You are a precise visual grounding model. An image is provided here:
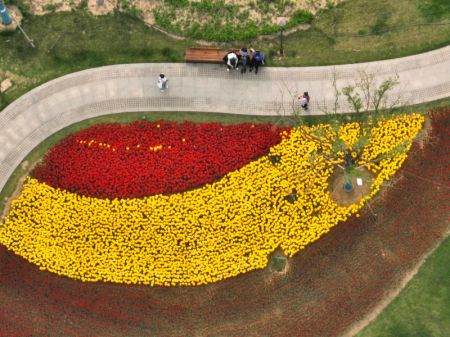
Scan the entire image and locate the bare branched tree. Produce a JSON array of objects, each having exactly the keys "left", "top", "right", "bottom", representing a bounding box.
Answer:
[{"left": 273, "top": 70, "right": 407, "bottom": 193}]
